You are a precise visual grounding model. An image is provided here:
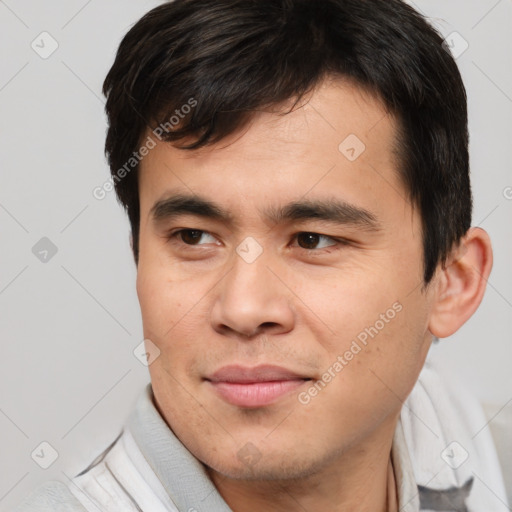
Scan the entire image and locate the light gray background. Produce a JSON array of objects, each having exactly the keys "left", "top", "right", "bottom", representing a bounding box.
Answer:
[{"left": 0, "top": 0, "right": 511, "bottom": 510}]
